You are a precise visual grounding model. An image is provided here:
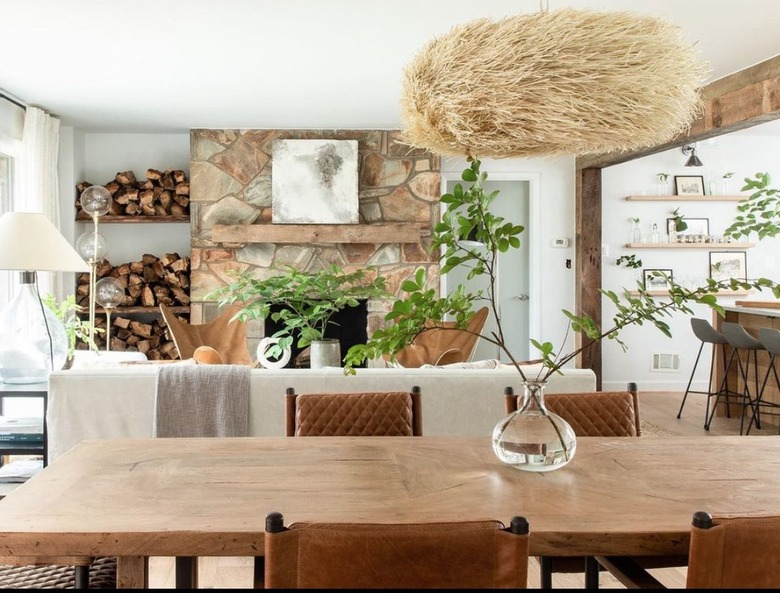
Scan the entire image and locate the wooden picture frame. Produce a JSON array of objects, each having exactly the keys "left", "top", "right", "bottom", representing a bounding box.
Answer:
[
  {"left": 674, "top": 175, "right": 705, "bottom": 196},
  {"left": 642, "top": 268, "right": 673, "bottom": 291},
  {"left": 709, "top": 251, "right": 747, "bottom": 282}
]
